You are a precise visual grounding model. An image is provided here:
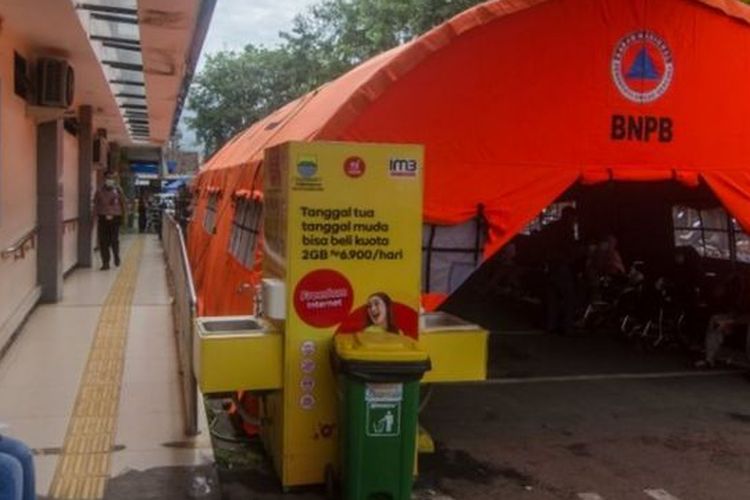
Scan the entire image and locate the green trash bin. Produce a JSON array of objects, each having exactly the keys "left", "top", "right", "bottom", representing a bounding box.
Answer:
[{"left": 332, "top": 331, "right": 431, "bottom": 500}]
